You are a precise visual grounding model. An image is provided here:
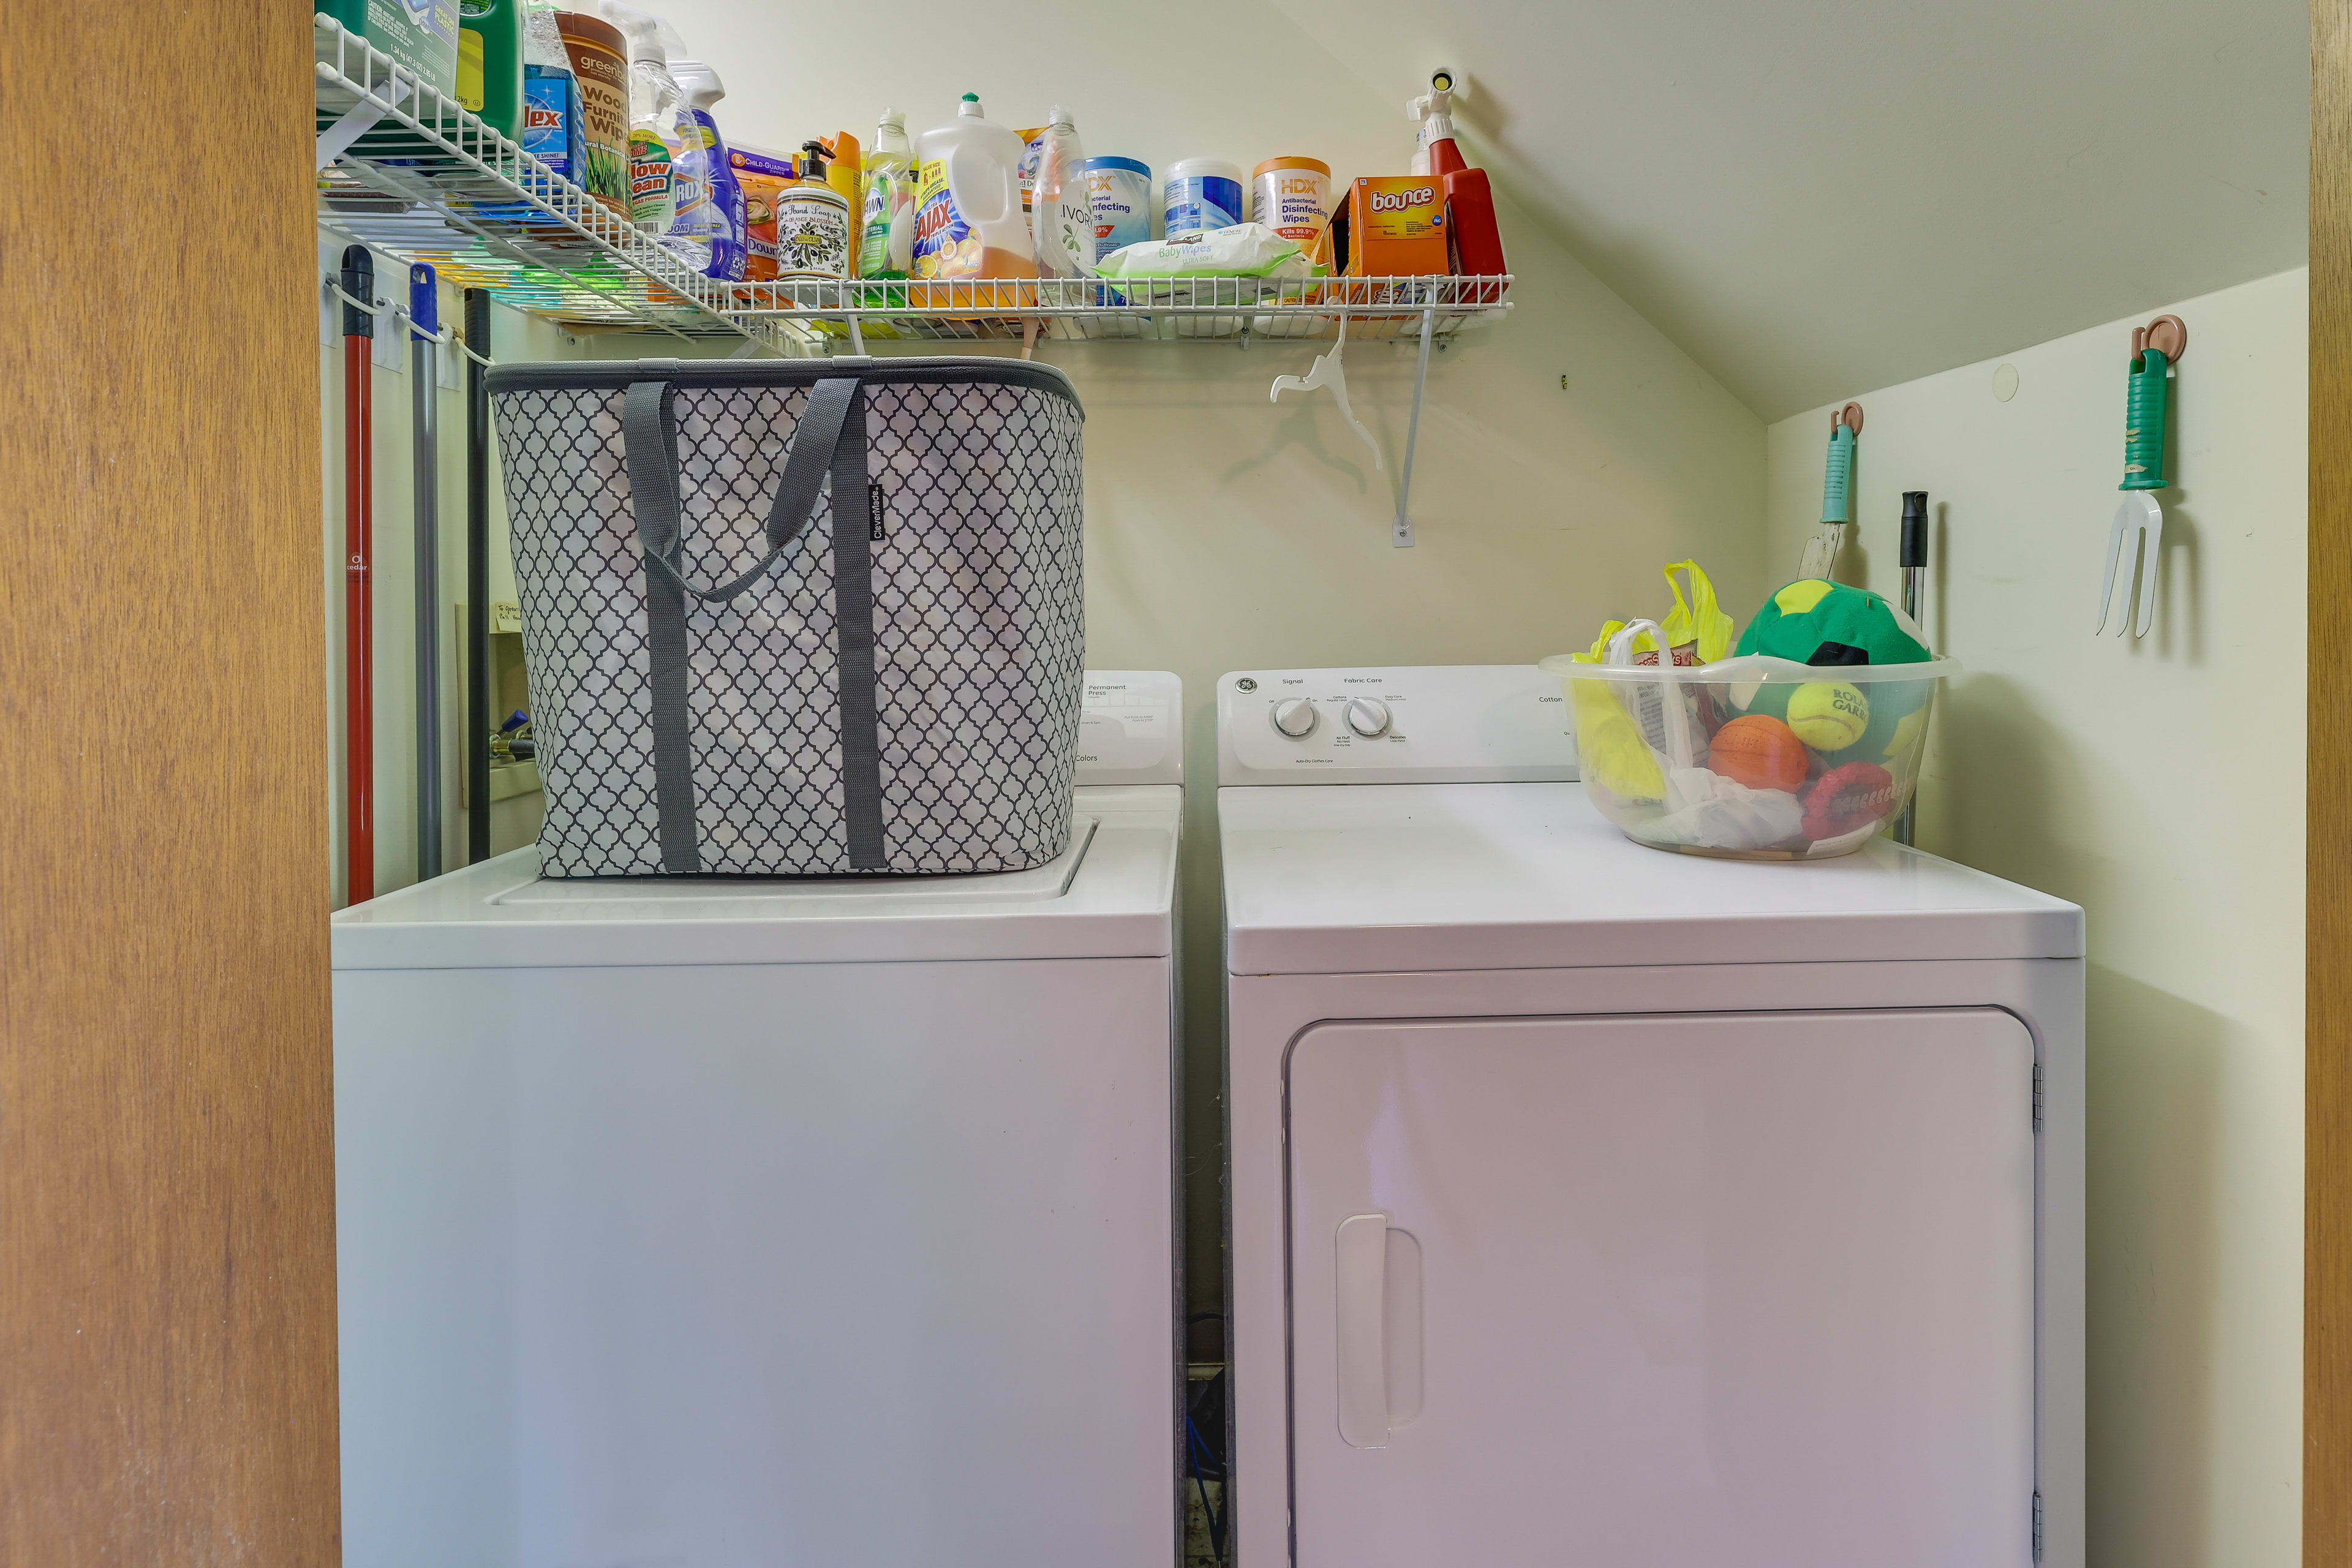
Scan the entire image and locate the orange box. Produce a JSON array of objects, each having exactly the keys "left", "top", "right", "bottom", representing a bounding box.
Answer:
[{"left": 1344, "top": 176, "right": 1449, "bottom": 277}]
